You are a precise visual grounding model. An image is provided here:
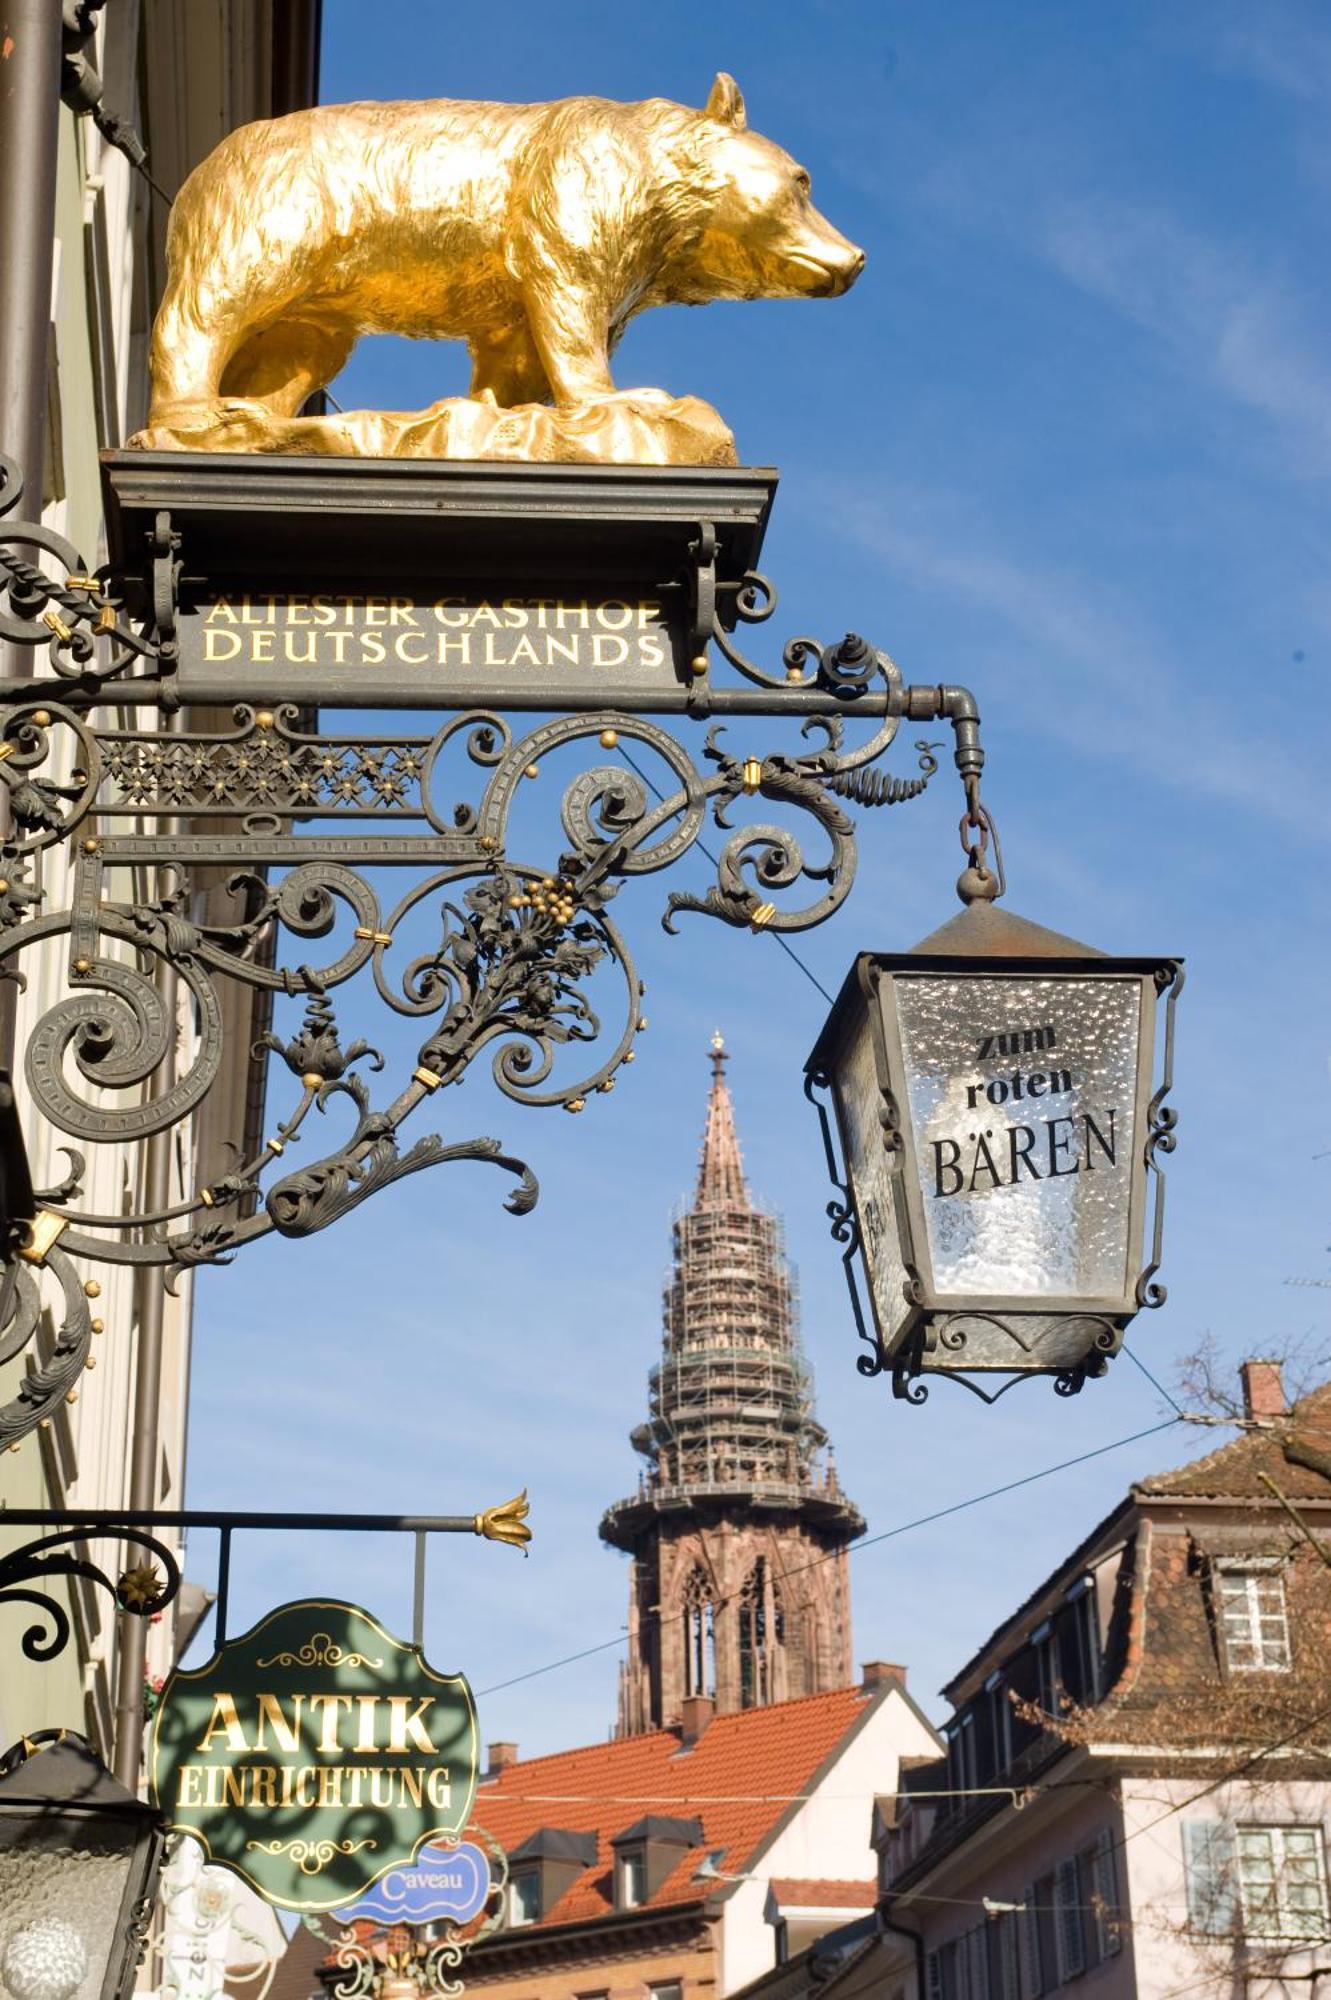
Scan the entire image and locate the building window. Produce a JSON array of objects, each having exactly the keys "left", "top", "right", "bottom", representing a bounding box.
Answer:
[
  {"left": 1031, "top": 1620, "right": 1062, "bottom": 1718},
  {"left": 738, "top": 1557, "right": 784, "bottom": 1709},
  {"left": 648, "top": 1984, "right": 683, "bottom": 2000},
  {"left": 982, "top": 1675, "right": 1012, "bottom": 1778},
  {"left": 508, "top": 1869, "right": 539, "bottom": 1926},
  {"left": 619, "top": 1847, "right": 647, "bottom": 1909},
  {"left": 1237, "top": 1826, "right": 1329, "bottom": 1940},
  {"left": 682, "top": 1565, "right": 716, "bottom": 1699},
  {"left": 1026, "top": 1831, "right": 1121, "bottom": 1989},
  {"left": 926, "top": 1914, "right": 1018, "bottom": 2000},
  {"left": 1060, "top": 1583, "right": 1100, "bottom": 1706},
  {"left": 1218, "top": 1564, "right": 1291, "bottom": 1672}
]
